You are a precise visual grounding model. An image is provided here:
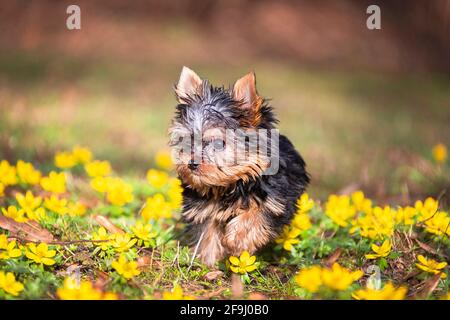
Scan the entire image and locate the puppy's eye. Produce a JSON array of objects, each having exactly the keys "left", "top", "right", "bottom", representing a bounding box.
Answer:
[{"left": 212, "top": 138, "right": 225, "bottom": 150}]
